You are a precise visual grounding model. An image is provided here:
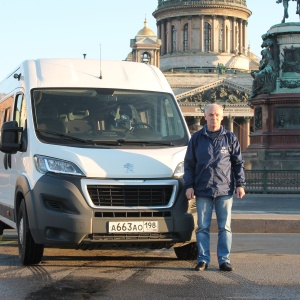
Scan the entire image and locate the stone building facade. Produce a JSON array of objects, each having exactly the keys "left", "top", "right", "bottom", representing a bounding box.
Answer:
[{"left": 128, "top": 0, "right": 259, "bottom": 151}]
